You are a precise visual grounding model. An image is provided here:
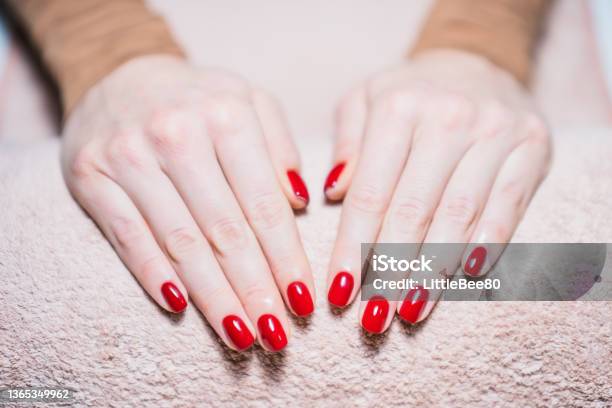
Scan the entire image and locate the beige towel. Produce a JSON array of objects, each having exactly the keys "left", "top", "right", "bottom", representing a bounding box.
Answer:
[{"left": 1, "top": 1, "right": 610, "bottom": 406}]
